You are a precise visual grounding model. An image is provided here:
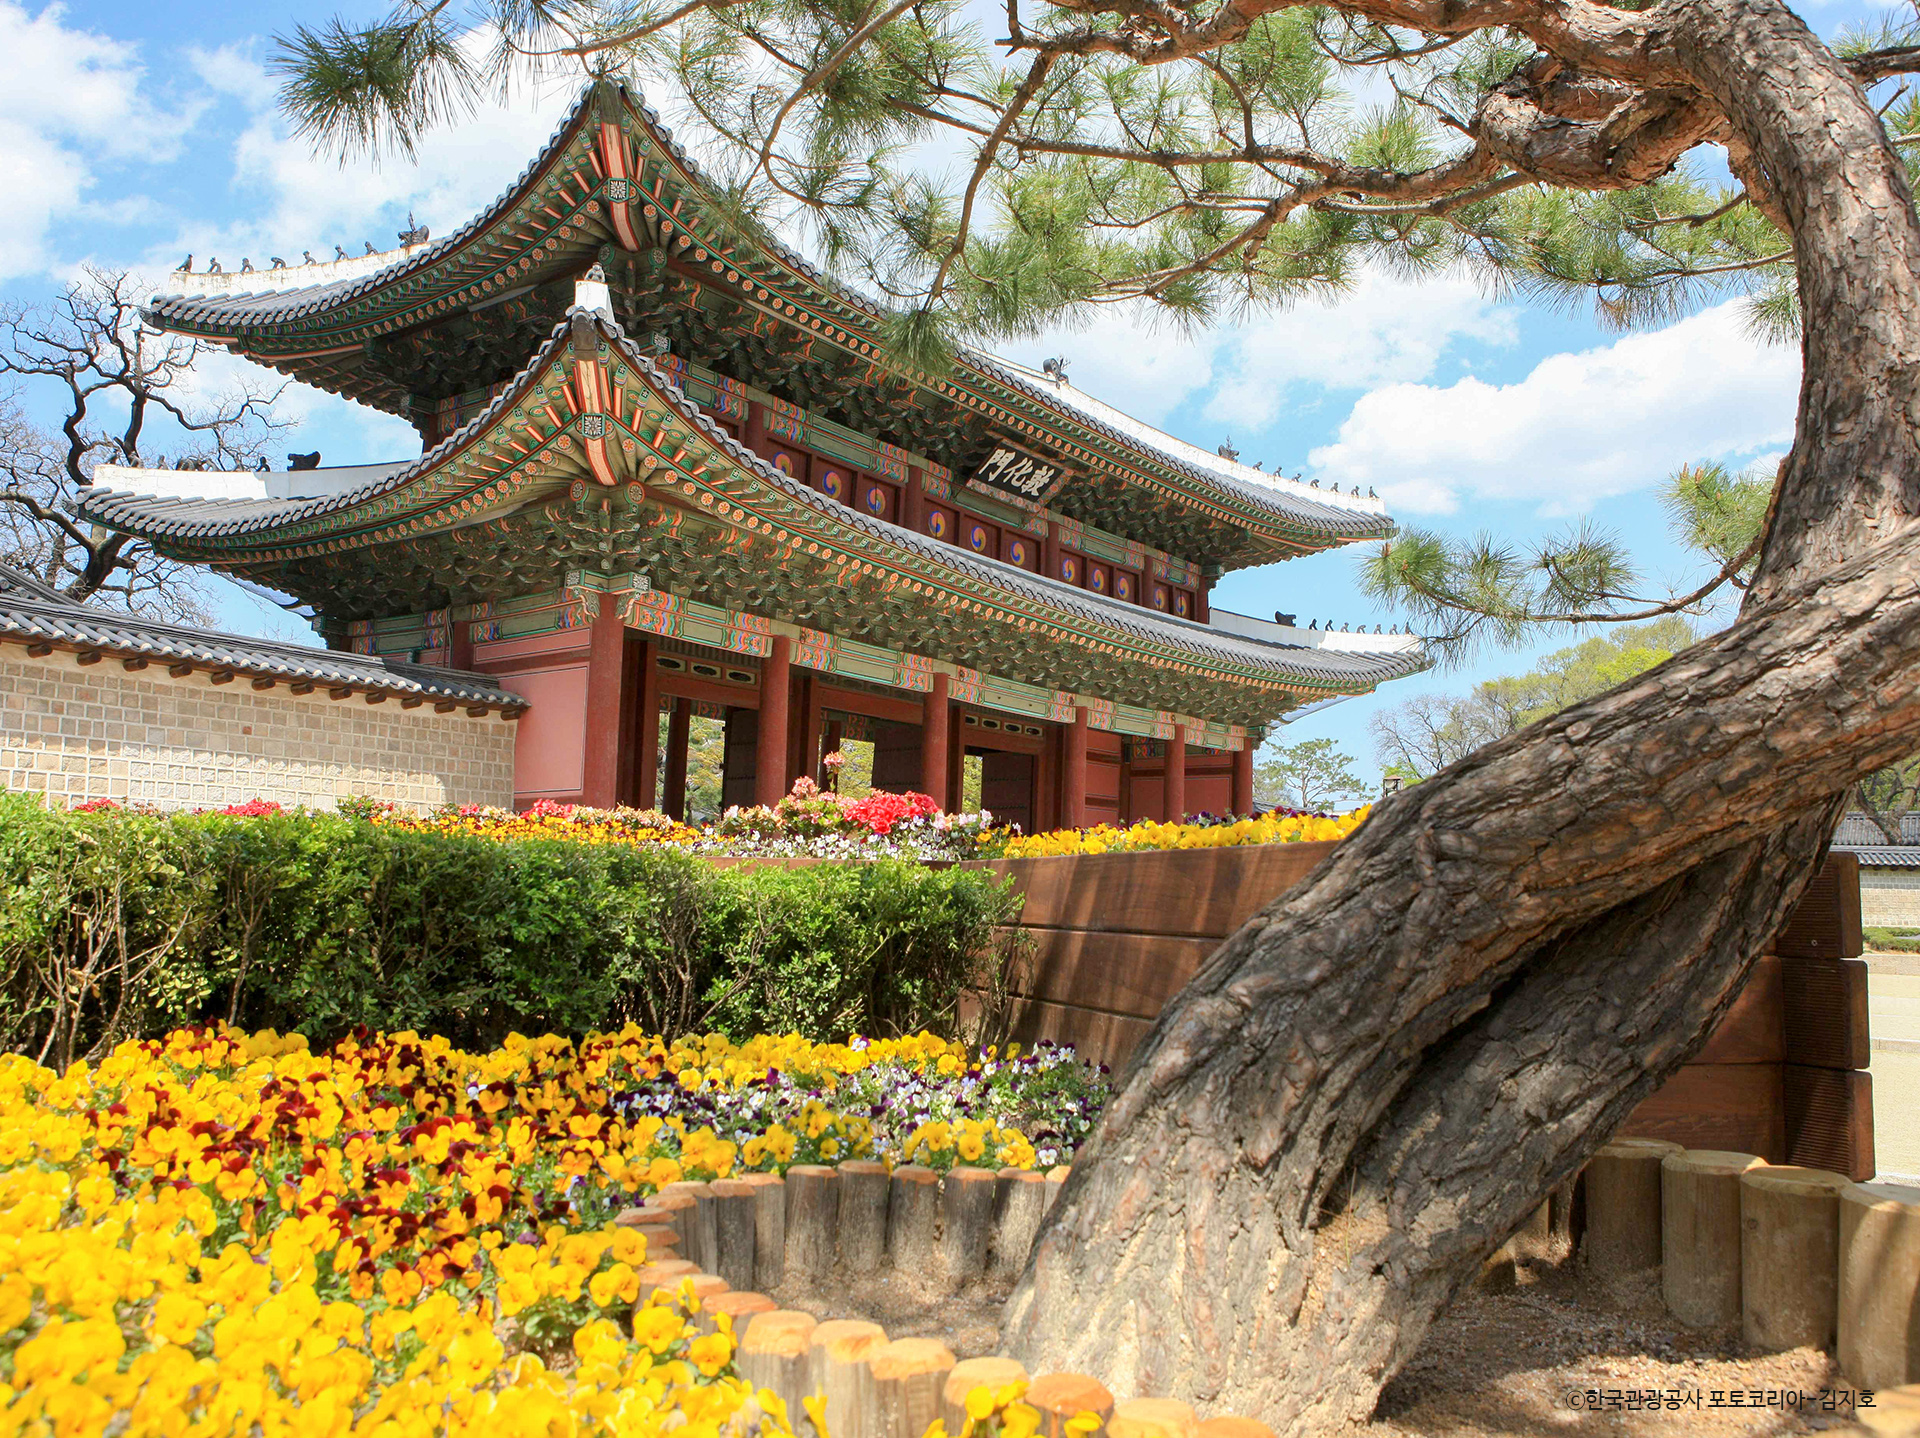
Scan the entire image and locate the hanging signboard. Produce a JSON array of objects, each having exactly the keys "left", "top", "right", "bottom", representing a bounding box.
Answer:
[{"left": 966, "top": 444, "right": 1068, "bottom": 504}]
